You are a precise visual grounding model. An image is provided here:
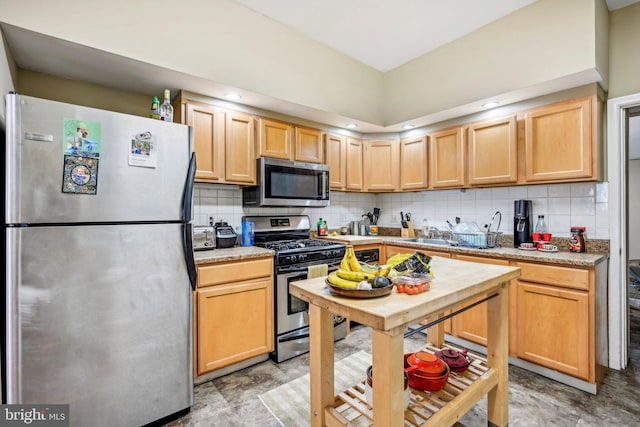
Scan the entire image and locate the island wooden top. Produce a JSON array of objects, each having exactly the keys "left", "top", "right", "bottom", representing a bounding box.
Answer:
[{"left": 290, "top": 255, "right": 521, "bottom": 332}]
